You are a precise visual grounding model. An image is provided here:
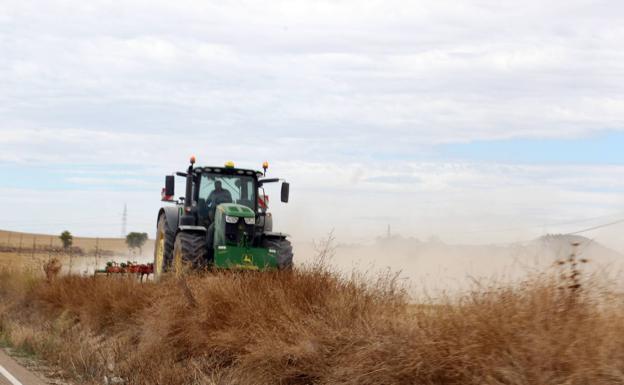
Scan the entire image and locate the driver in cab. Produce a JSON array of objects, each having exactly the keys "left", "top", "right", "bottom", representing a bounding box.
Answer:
[{"left": 207, "top": 180, "right": 232, "bottom": 208}]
